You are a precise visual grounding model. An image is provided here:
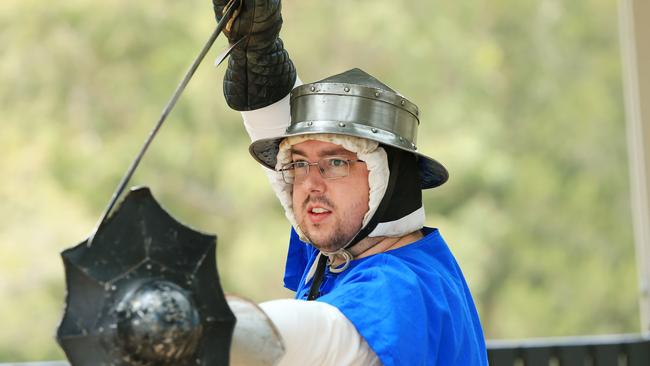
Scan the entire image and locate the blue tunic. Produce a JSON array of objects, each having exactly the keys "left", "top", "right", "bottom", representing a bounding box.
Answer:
[{"left": 283, "top": 227, "right": 488, "bottom": 365}]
